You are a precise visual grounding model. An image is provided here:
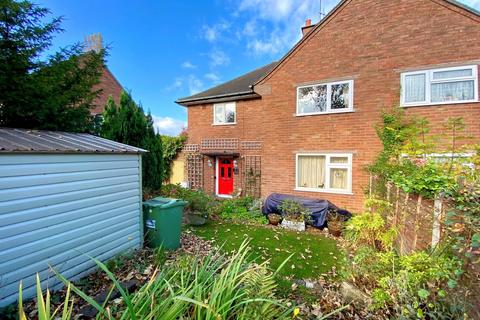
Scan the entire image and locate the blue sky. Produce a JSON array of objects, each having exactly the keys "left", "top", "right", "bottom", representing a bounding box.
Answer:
[{"left": 40, "top": 0, "right": 480, "bottom": 135}]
